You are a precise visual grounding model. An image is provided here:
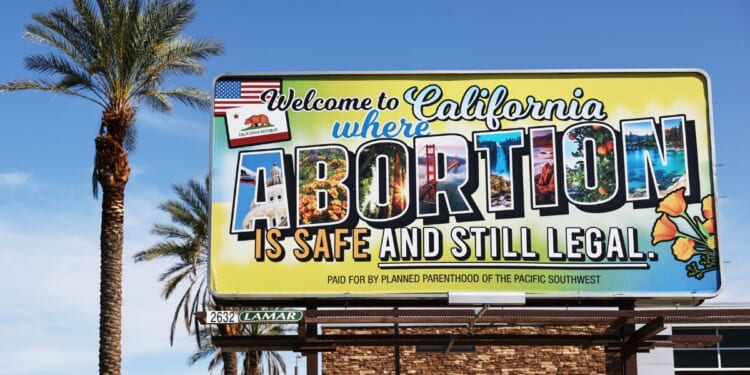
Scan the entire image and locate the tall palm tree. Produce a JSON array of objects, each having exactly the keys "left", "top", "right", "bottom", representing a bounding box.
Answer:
[
  {"left": 135, "top": 176, "right": 290, "bottom": 375},
  {"left": 0, "top": 1, "right": 223, "bottom": 373}
]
